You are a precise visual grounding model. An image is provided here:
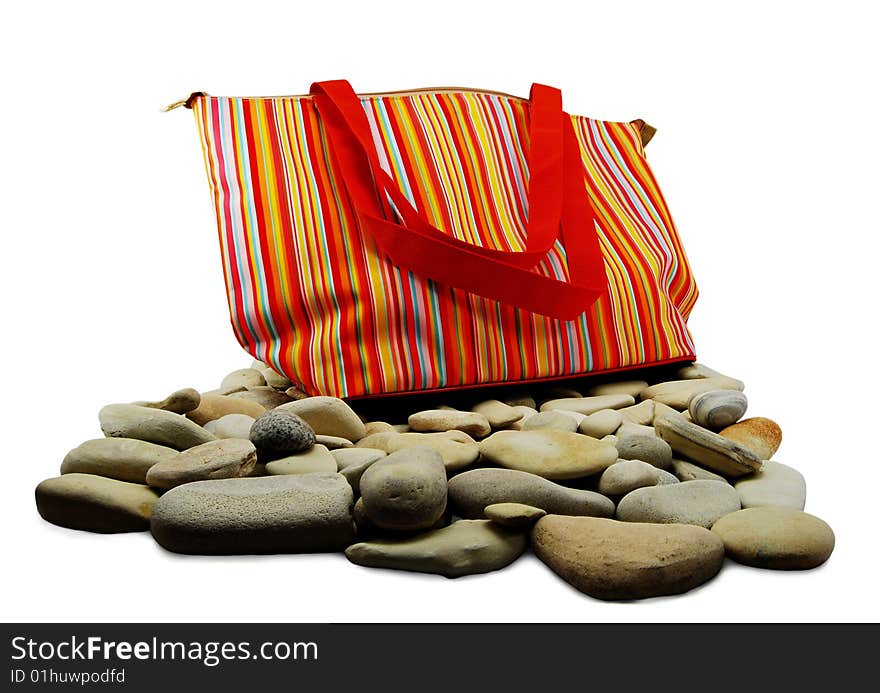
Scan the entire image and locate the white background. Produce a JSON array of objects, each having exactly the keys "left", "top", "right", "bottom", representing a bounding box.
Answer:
[{"left": 1, "top": 0, "right": 877, "bottom": 623}]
